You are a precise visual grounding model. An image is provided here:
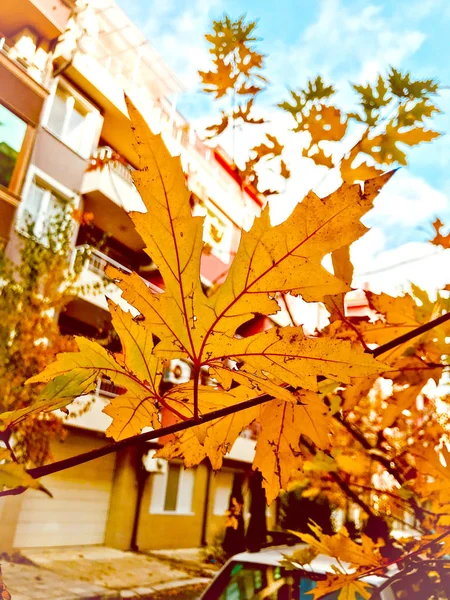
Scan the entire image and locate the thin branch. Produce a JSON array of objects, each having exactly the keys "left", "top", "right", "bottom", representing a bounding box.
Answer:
[
  {"left": 301, "top": 436, "right": 377, "bottom": 518},
  {"left": 1, "top": 310, "right": 449, "bottom": 497},
  {"left": 369, "top": 528, "right": 450, "bottom": 599},
  {"left": 0, "top": 431, "right": 19, "bottom": 464},
  {"left": 370, "top": 312, "right": 450, "bottom": 358},
  {"left": 334, "top": 413, "right": 405, "bottom": 485}
]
